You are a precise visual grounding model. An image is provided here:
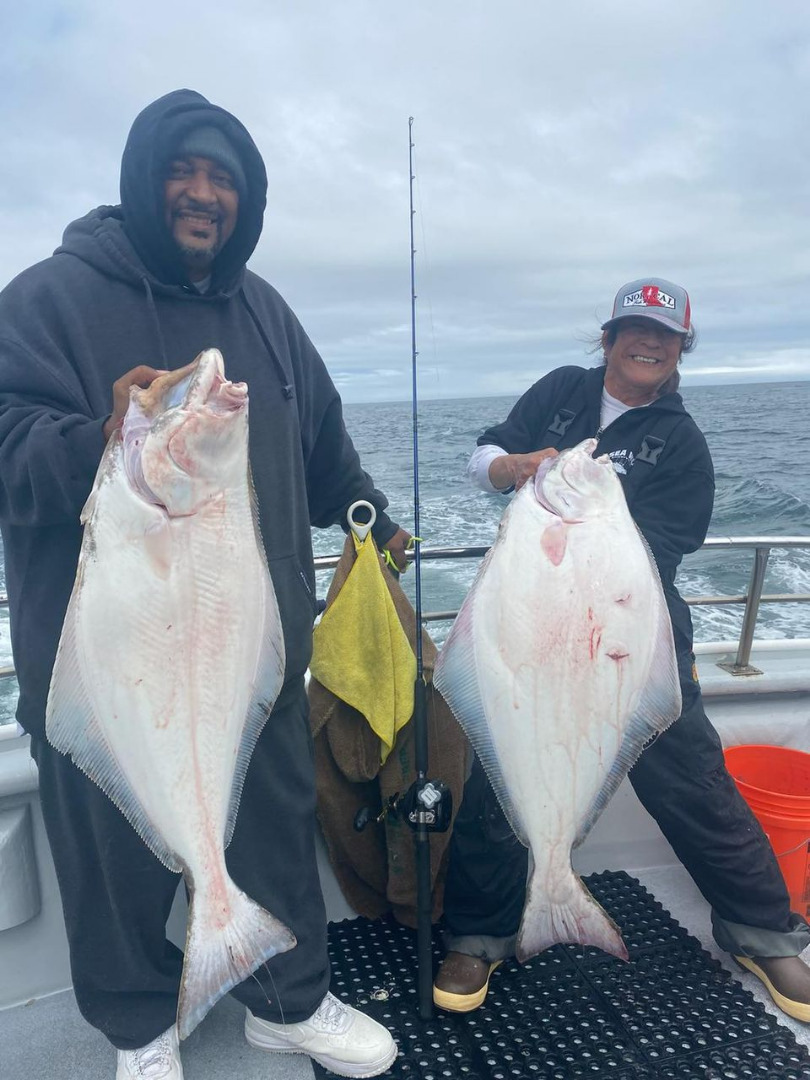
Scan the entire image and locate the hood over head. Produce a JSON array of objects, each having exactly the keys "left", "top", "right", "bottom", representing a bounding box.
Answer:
[{"left": 118, "top": 89, "right": 267, "bottom": 291}]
